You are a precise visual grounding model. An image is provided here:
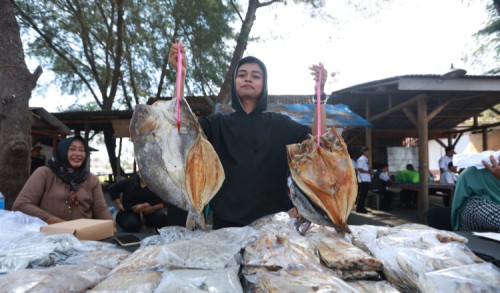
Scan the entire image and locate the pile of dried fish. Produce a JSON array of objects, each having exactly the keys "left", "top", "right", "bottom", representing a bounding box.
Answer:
[
  {"left": 89, "top": 271, "right": 162, "bottom": 293},
  {"left": 347, "top": 224, "right": 486, "bottom": 292},
  {"left": 316, "top": 237, "right": 383, "bottom": 280},
  {"left": 287, "top": 126, "right": 357, "bottom": 233},
  {"left": 0, "top": 264, "right": 109, "bottom": 292},
  {"left": 241, "top": 213, "right": 394, "bottom": 291},
  {"left": 130, "top": 99, "right": 225, "bottom": 230},
  {"left": 2, "top": 210, "right": 500, "bottom": 292},
  {"left": 416, "top": 262, "right": 500, "bottom": 292},
  {"left": 257, "top": 269, "right": 359, "bottom": 292}
]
